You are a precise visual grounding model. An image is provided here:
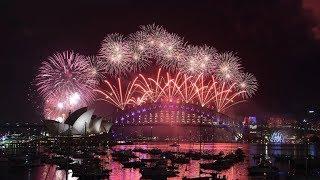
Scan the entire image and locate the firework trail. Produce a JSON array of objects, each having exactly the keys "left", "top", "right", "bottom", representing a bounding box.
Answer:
[
  {"left": 135, "top": 71, "right": 164, "bottom": 103},
  {"left": 95, "top": 77, "right": 139, "bottom": 110},
  {"left": 96, "top": 68, "right": 256, "bottom": 112}
]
